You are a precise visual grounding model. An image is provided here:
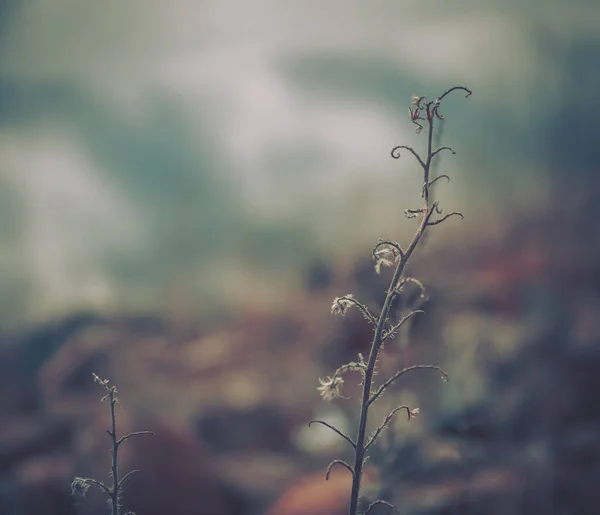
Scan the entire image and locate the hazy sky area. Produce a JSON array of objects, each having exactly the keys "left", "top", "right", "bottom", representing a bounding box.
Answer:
[{"left": 0, "top": 0, "right": 597, "bottom": 328}]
